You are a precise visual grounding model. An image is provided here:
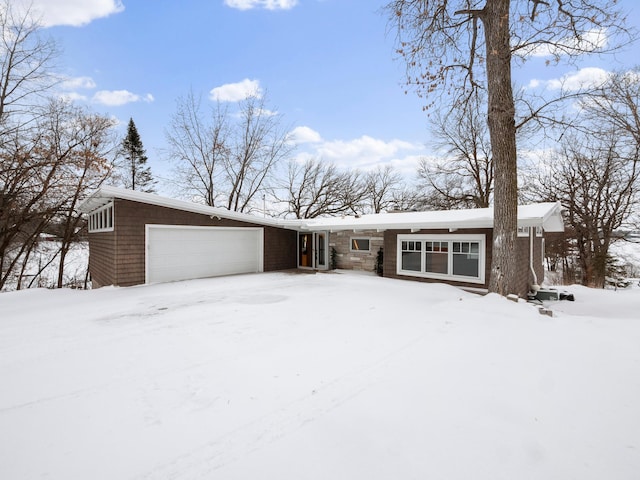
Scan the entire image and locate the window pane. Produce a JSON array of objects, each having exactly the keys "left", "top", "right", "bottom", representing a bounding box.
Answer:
[
  {"left": 453, "top": 253, "right": 479, "bottom": 277},
  {"left": 351, "top": 238, "right": 370, "bottom": 251},
  {"left": 425, "top": 252, "right": 448, "bottom": 274},
  {"left": 402, "top": 252, "right": 421, "bottom": 271},
  {"left": 453, "top": 242, "right": 460, "bottom": 252}
]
